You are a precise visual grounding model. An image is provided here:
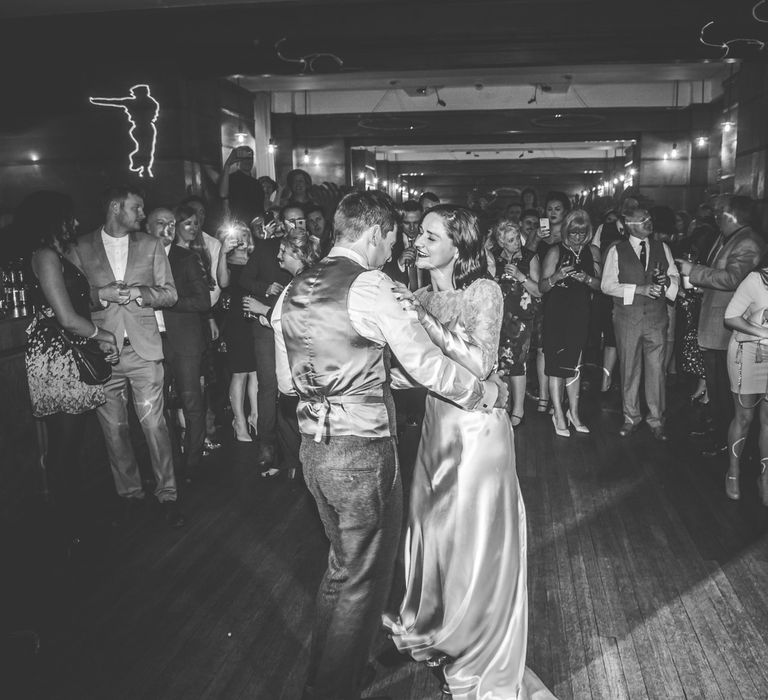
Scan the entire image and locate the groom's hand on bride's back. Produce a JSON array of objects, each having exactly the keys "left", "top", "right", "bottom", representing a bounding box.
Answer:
[{"left": 485, "top": 373, "right": 509, "bottom": 410}]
